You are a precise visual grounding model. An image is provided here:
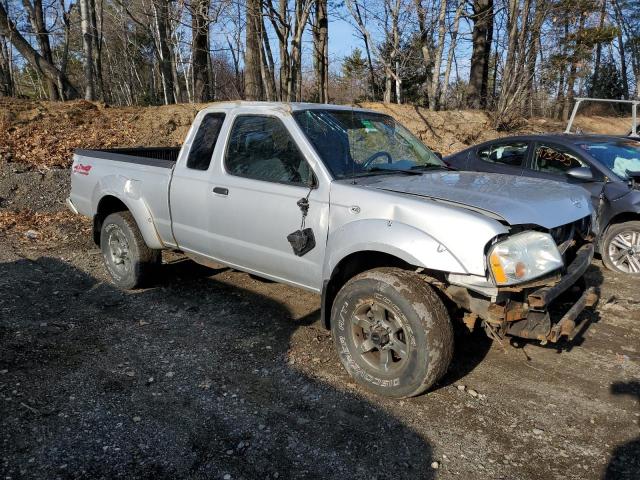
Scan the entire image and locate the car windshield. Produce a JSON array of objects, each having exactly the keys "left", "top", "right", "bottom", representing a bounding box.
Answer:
[
  {"left": 578, "top": 140, "right": 640, "bottom": 180},
  {"left": 293, "top": 109, "right": 444, "bottom": 179}
]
